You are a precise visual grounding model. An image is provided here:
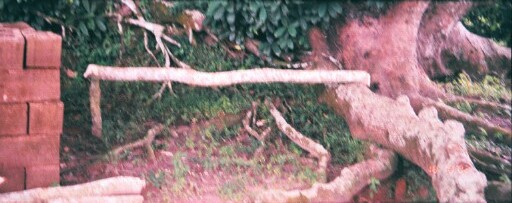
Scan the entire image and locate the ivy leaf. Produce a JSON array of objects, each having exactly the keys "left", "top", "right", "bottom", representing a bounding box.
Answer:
[
  {"left": 331, "top": 3, "right": 343, "bottom": 14},
  {"left": 227, "top": 13, "right": 235, "bottom": 25},
  {"left": 78, "top": 22, "right": 89, "bottom": 36},
  {"left": 259, "top": 7, "right": 267, "bottom": 22},
  {"left": 274, "top": 27, "right": 286, "bottom": 38},
  {"left": 214, "top": 7, "right": 225, "bottom": 20},
  {"left": 207, "top": 2, "right": 222, "bottom": 17},
  {"left": 96, "top": 18, "right": 106, "bottom": 32},
  {"left": 288, "top": 26, "right": 297, "bottom": 37},
  {"left": 318, "top": 3, "right": 327, "bottom": 18}
]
